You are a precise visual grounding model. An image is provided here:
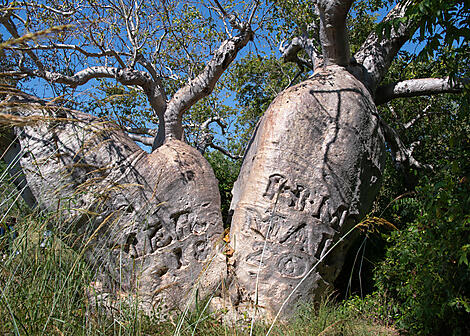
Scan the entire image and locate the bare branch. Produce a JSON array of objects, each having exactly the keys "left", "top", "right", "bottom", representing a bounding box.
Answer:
[
  {"left": 279, "top": 37, "right": 318, "bottom": 70},
  {"left": 403, "top": 102, "right": 432, "bottom": 129},
  {"left": 248, "top": 0, "right": 260, "bottom": 25},
  {"left": 209, "top": 143, "right": 242, "bottom": 160},
  {"left": 127, "top": 133, "right": 154, "bottom": 146},
  {"left": 0, "top": 16, "right": 45, "bottom": 72},
  {"left": 187, "top": 116, "right": 228, "bottom": 154},
  {"left": 213, "top": 0, "right": 243, "bottom": 30},
  {"left": 375, "top": 77, "right": 469, "bottom": 105},
  {"left": 5, "top": 43, "right": 131, "bottom": 59},
  {"left": 26, "top": 2, "right": 76, "bottom": 16},
  {"left": 316, "top": 0, "right": 354, "bottom": 66},
  {"left": 162, "top": 28, "right": 253, "bottom": 142},
  {"left": 353, "top": 1, "right": 415, "bottom": 91},
  {"left": 201, "top": 116, "right": 227, "bottom": 133},
  {"left": 15, "top": 65, "right": 166, "bottom": 132},
  {"left": 126, "top": 127, "right": 157, "bottom": 137},
  {"left": 380, "top": 118, "right": 432, "bottom": 171},
  {"left": 20, "top": 66, "right": 146, "bottom": 87}
]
